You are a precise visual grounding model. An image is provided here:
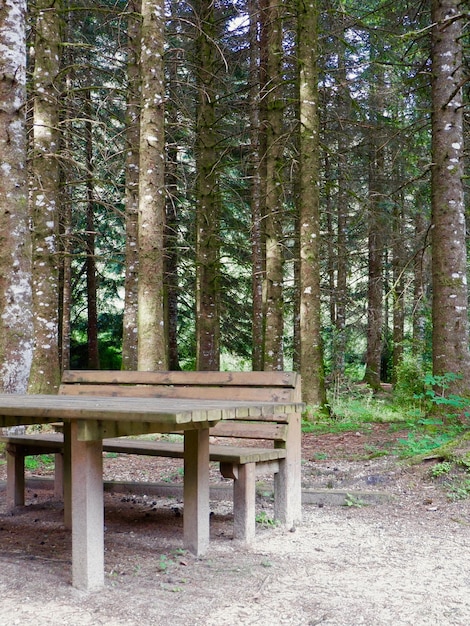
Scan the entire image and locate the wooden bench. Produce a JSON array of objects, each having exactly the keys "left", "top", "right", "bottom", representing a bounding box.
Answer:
[{"left": 0, "top": 370, "right": 302, "bottom": 542}]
